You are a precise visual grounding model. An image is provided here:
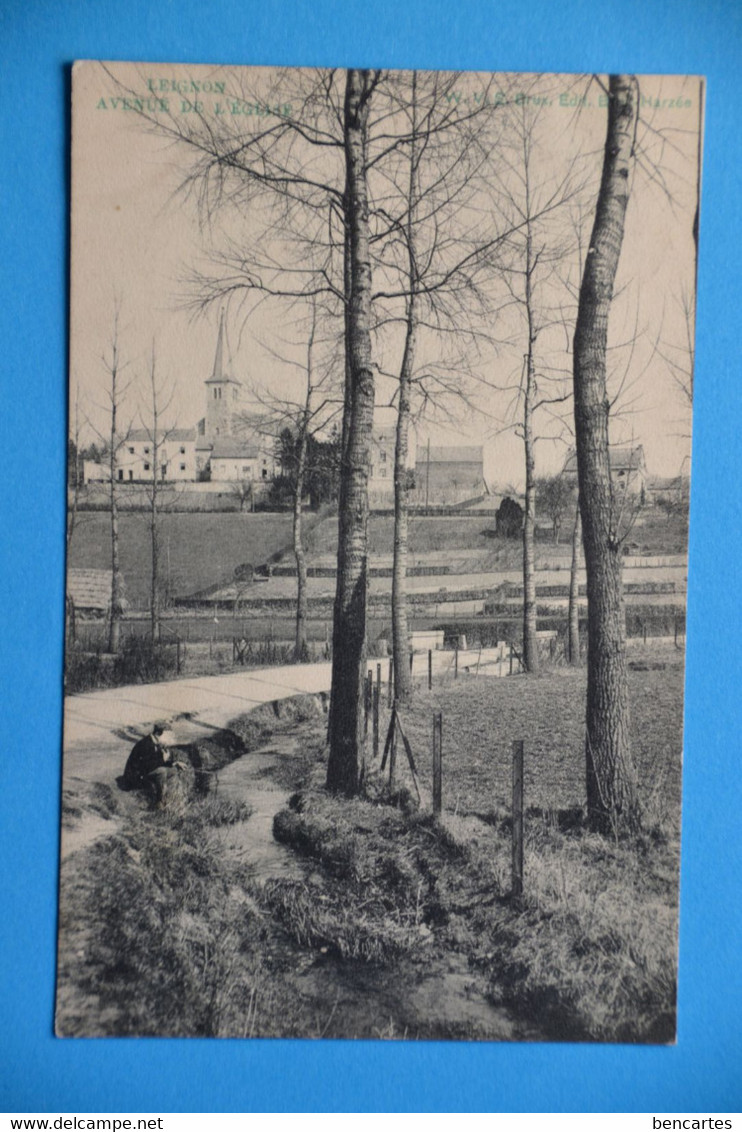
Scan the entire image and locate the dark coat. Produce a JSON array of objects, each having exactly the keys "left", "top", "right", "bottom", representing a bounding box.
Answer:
[{"left": 122, "top": 733, "right": 168, "bottom": 789}]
